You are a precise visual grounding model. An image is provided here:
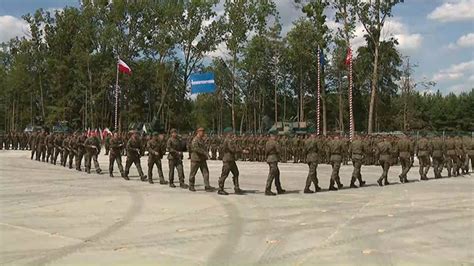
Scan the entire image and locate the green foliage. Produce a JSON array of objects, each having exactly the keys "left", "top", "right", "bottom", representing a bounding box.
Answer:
[{"left": 0, "top": 0, "right": 472, "bottom": 134}]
